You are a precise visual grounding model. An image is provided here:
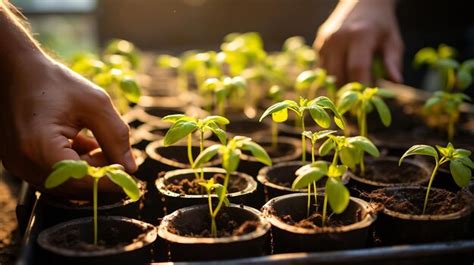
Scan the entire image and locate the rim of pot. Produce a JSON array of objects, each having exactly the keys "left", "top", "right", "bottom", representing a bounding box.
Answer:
[
  {"left": 156, "top": 167, "right": 257, "bottom": 198},
  {"left": 38, "top": 216, "right": 157, "bottom": 257},
  {"left": 122, "top": 106, "right": 162, "bottom": 125},
  {"left": 43, "top": 180, "right": 146, "bottom": 211},
  {"left": 345, "top": 156, "right": 431, "bottom": 187},
  {"left": 257, "top": 161, "right": 350, "bottom": 193},
  {"left": 240, "top": 136, "right": 301, "bottom": 163},
  {"left": 145, "top": 139, "right": 221, "bottom": 169},
  {"left": 262, "top": 193, "right": 377, "bottom": 234},
  {"left": 375, "top": 186, "right": 474, "bottom": 221},
  {"left": 132, "top": 148, "right": 146, "bottom": 168},
  {"left": 158, "top": 204, "right": 270, "bottom": 244}
]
